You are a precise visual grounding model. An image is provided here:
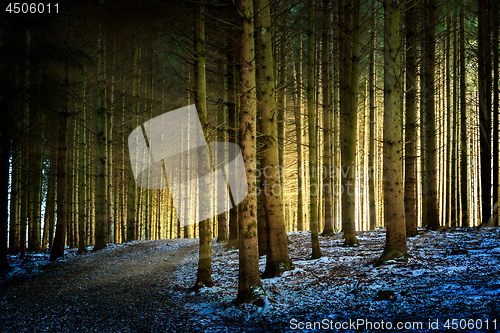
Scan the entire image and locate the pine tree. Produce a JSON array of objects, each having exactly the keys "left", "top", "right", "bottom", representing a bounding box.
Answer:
[
  {"left": 255, "top": 0, "right": 293, "bottom": 278},
  {"left": 404, "top": 0, "right": 418, "bottom": 237},
  {"left": 235, "top": 0, "right": 265, "bottom": 304},
  {"left": 193, "top": 2, "right": 213, "bottom": 289},
  {"left": 377, "top": 0, "right": 407, "bottom": 265}
]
